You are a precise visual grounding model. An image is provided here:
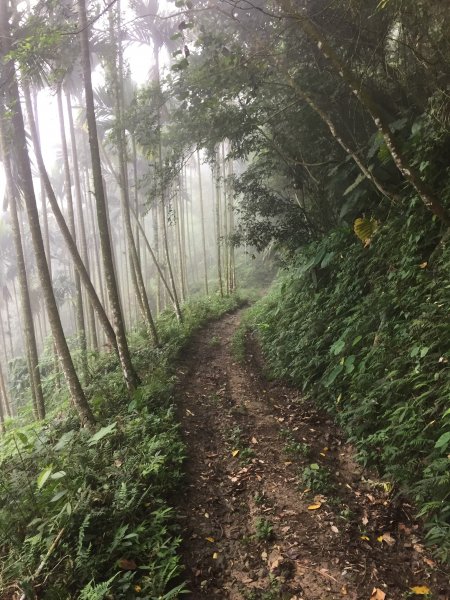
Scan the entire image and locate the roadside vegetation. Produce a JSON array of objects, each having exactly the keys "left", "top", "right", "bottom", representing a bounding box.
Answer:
[
  {"left": 0, "top": 294, "right": 243, "bottom": 599},
  {"left": 242, "top": 213, "right": 450, "bottom": 560}
]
